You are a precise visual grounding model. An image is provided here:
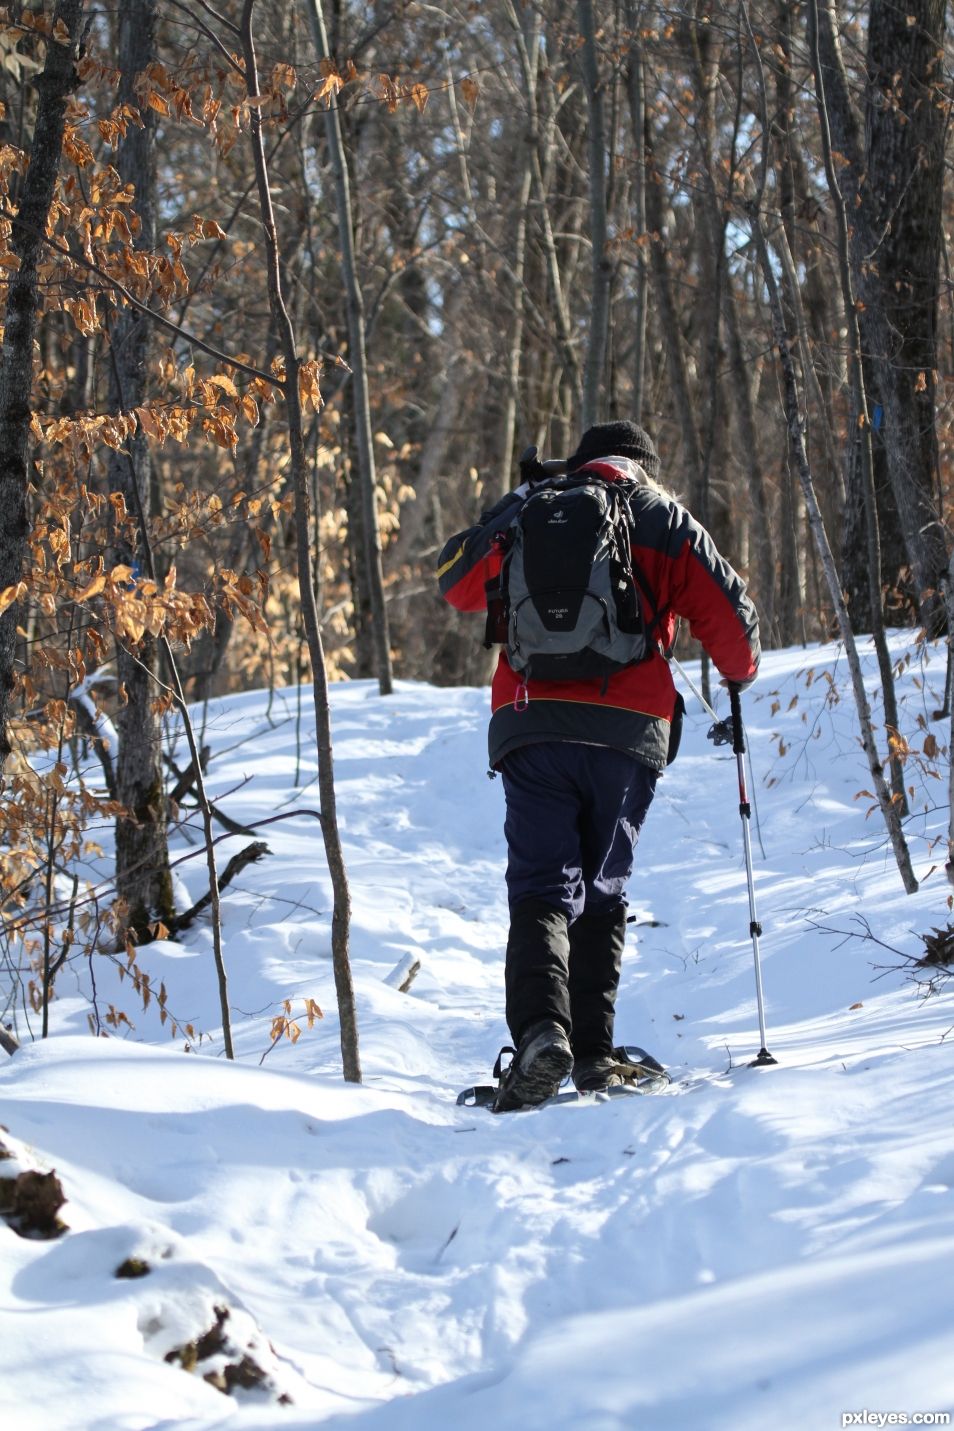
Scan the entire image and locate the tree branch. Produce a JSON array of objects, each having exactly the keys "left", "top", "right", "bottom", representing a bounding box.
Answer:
[
  {"left": 167, "top": 839, "right": 270, "bottom": 933},
  {"left": 0, "top": 202, "right": 281, "bottom": 389}
]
